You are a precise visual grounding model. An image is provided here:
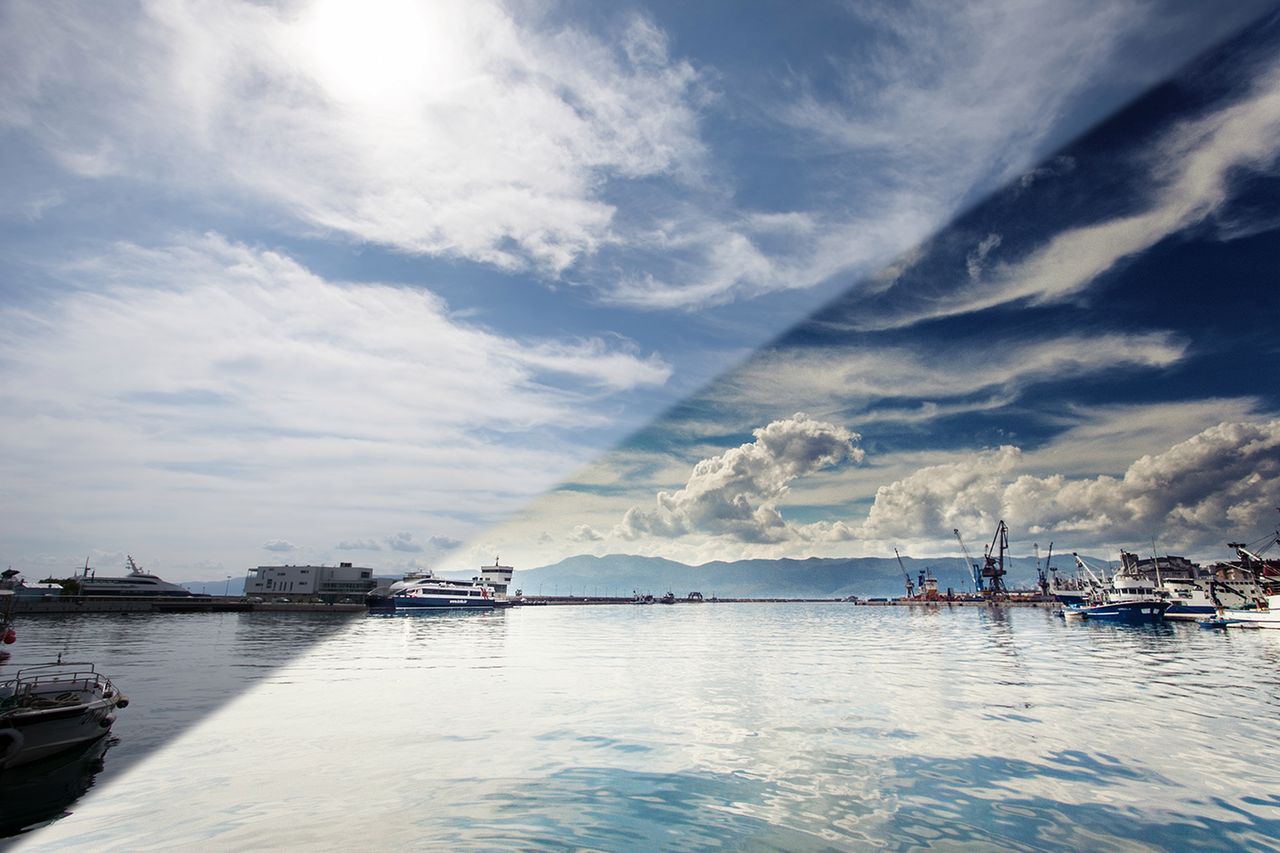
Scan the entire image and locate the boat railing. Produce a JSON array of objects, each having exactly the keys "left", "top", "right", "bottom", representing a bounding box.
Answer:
[{"left": 3, "top": 662, "right": 116, "bottom": 707}]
